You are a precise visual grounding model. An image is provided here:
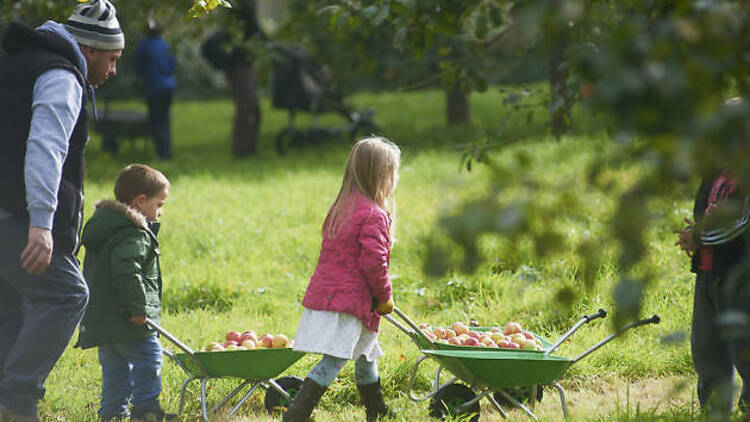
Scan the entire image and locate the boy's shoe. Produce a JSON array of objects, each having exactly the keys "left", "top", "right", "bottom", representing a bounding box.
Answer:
[
  {"left": 0, "top": 403, "right": 39, "bottom": 422},
  {"left": 130, "top": 407, "right": 177, "bottom": 422}
]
